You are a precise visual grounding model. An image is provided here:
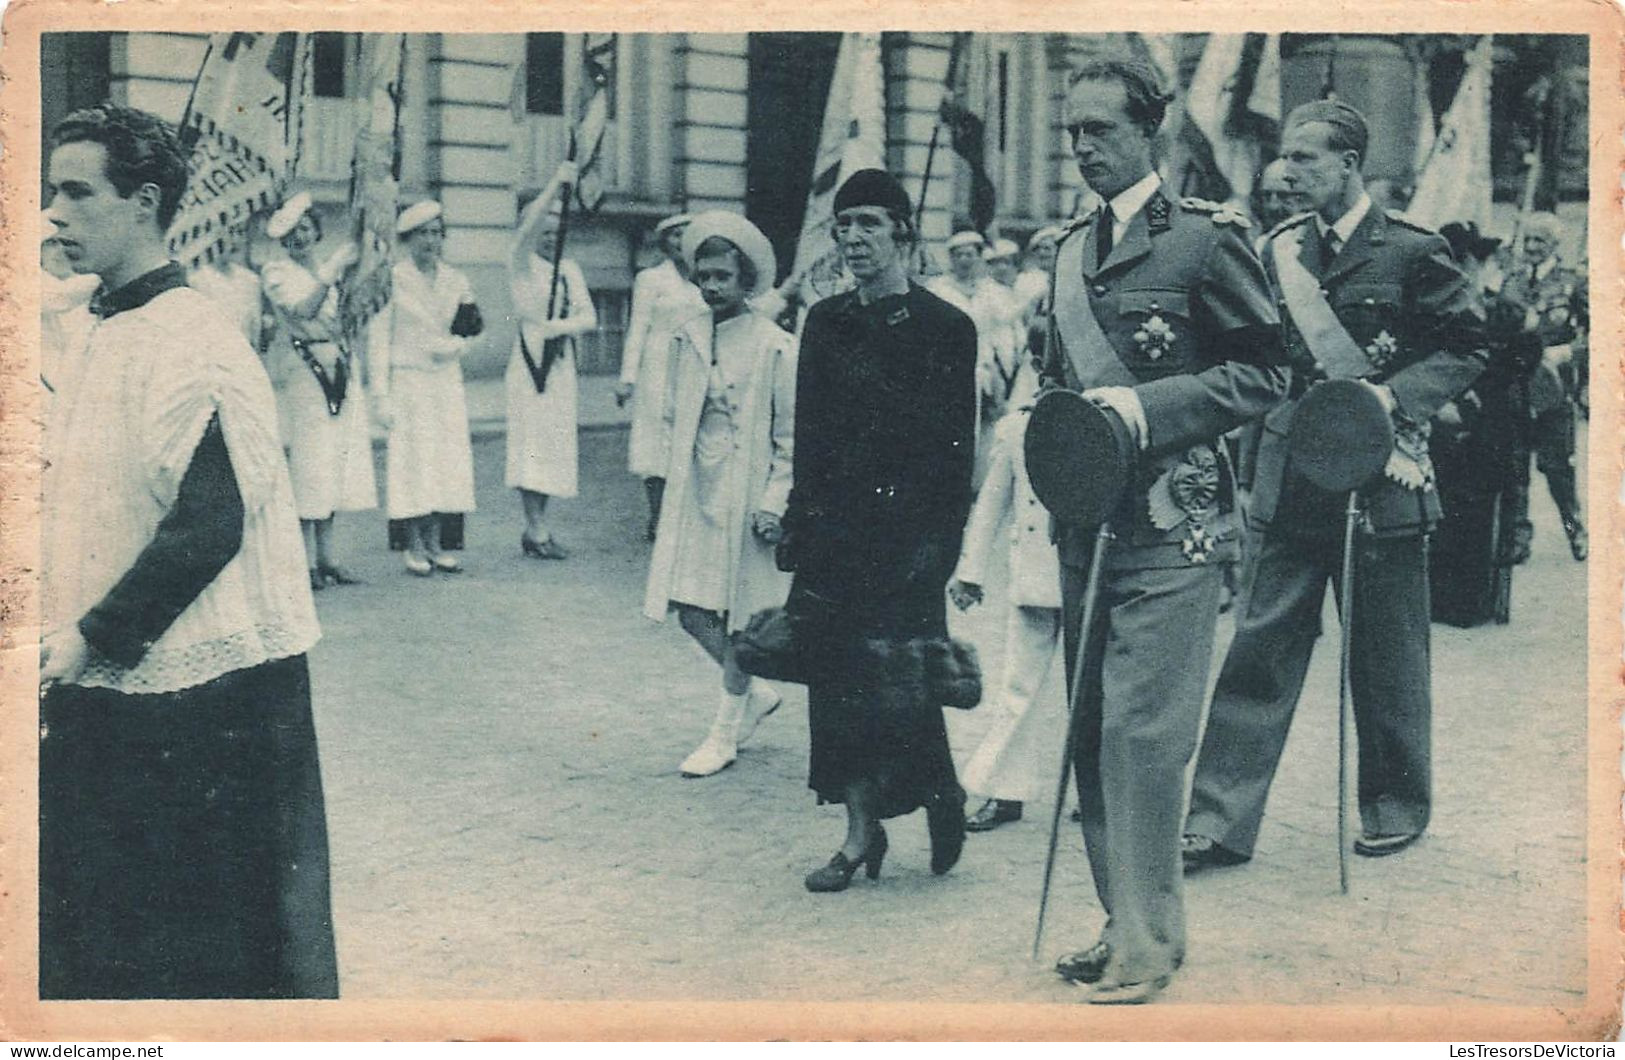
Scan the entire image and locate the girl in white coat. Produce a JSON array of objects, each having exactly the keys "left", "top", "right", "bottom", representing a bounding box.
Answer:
[
  {"left": 947, "top": 406, "right": 1065, "bottom": 830},
  {"left": 507, "top": 162, "right": 597, "bottom": 559},
  {"left": 642, "top": 211, "right": 795, "bottom": 778},
  {"left": 368, "top": 201, "right": 478, "bottom": 576}
]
